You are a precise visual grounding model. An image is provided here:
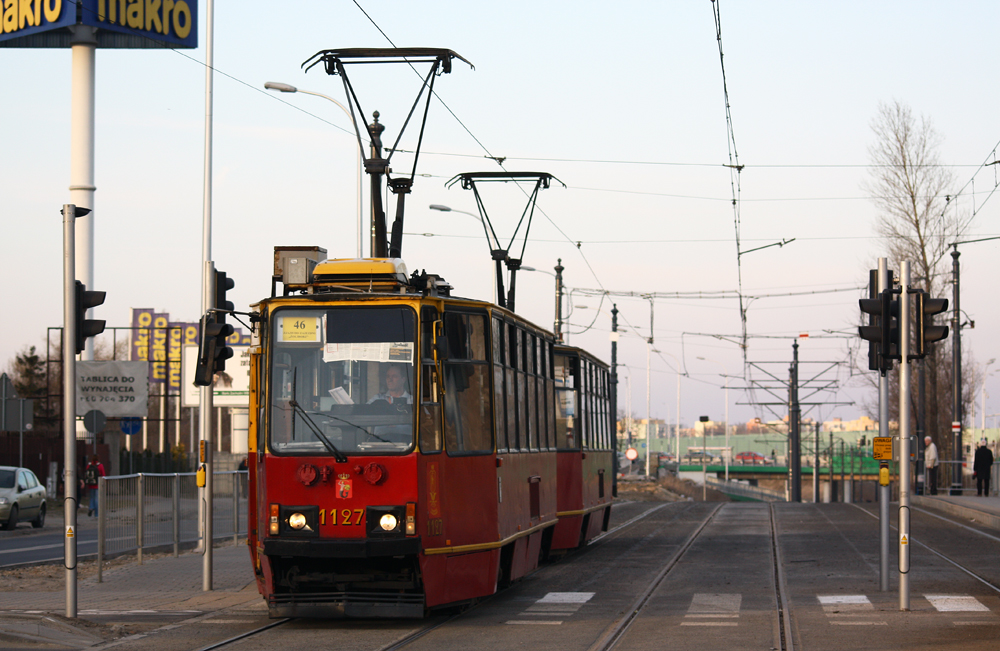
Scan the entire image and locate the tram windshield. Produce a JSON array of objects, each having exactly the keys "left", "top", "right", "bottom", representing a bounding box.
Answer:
[{"left": 269, "top": 307, "right": 417, "bottom": 456}]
